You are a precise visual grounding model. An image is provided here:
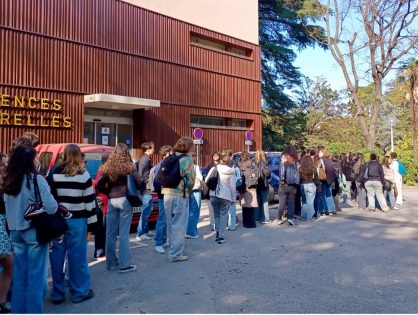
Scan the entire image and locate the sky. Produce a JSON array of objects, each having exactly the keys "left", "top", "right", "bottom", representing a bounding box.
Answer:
[{"left": 294, "top": 46, "right": 347, "bottom": 91}]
